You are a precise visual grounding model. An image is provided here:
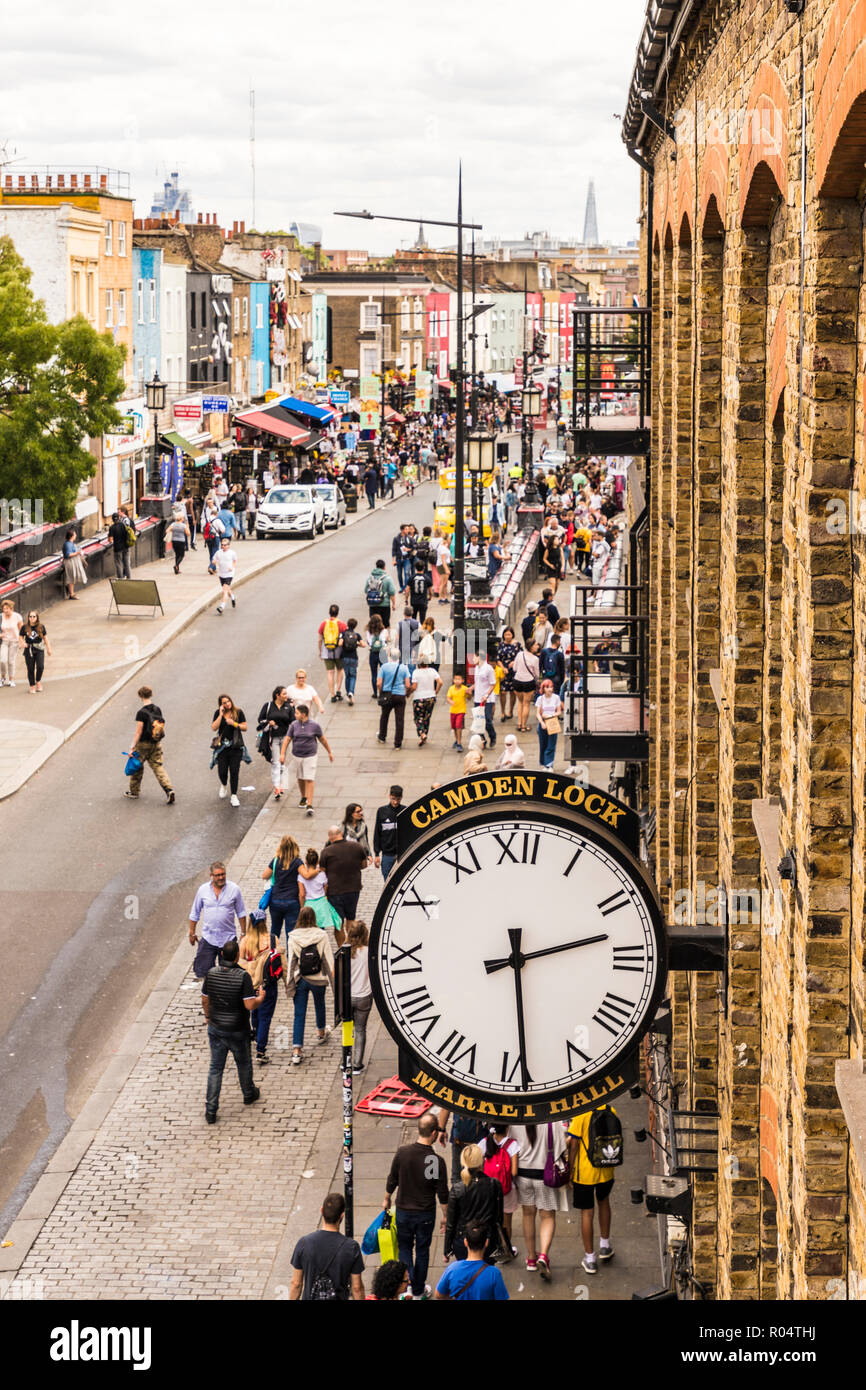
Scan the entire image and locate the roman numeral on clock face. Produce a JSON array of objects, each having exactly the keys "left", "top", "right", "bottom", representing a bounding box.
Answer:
[
  {"left": 400, "top": 885, "right": 439, "bottom": 917},
  {"left": 396, "top": 985, "right": 441, "bottom": 1041},
  {"left": 389, "top": 941, "right": 423, "bottom": 974},
  {"left": 439, "top": 841, "right": 481, "bottom": 883},
  {"left": 597, "top": 889, "right": 631, "bottom": 916},
  {"left": 593, "top": 992, "right": 635, "bottom": 1036},
  {"left": 566, "top": 1038, "right": 591, "bottom": 1069},
  {"left": 436, "top": 1030, "right": 477, "bottom": 1075},
  {"left": 493, "top": 831, "right": 540, "bottom": 865},
  {"left": 563, "top": 846, "right": 583, "bottom": 877},
  {"left": 612, "top": 944, "right": 646, "bottom": 972},
  {"left": 500, "top": 1051, "right": 532, "bottom": 1085}
]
